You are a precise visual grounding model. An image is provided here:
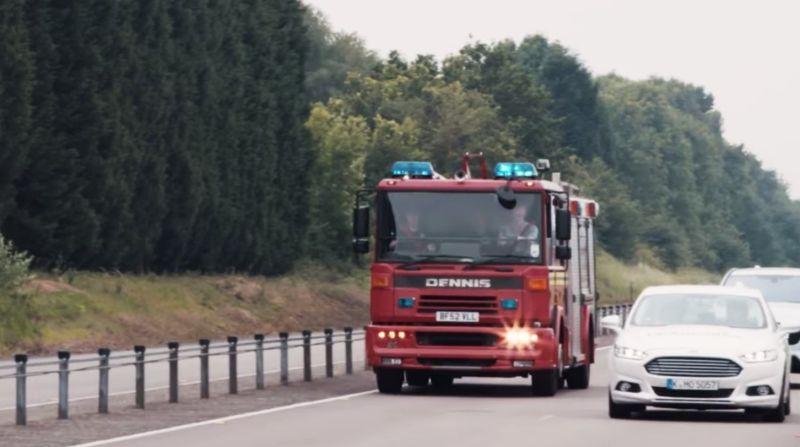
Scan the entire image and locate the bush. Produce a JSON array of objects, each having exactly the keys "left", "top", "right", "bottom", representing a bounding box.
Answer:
[{"left": 0, "top": 233, "right": 32, "bottom": 293}]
